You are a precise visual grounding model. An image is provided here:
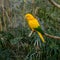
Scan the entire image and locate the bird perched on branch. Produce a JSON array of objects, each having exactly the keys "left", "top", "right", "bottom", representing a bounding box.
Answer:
[{"left": 25, "top": 13, "right": 46, "bottom": 43}]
